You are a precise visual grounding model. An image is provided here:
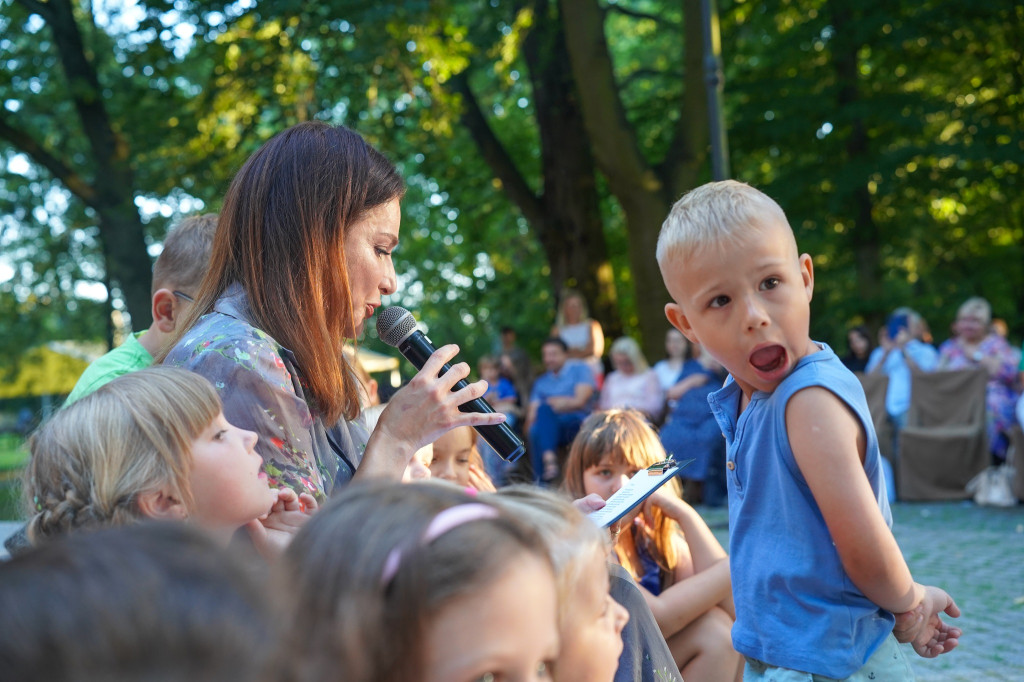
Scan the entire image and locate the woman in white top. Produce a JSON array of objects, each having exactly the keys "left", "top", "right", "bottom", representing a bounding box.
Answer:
[
  {"left": 552, "top": 289, "right": 605, "bottom": 385},
  {"left": 653, "top": 328, "right": 688, "bottom": 394}
]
